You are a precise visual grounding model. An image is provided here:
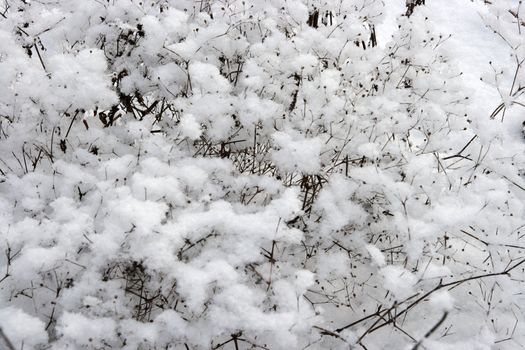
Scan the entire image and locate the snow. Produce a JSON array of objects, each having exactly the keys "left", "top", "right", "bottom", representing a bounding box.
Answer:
[
  {"left": 48, "top": 49, "right": 118, "bottom": 110},
  {"left": 56, "top": 312, "right": 118, "bottom": 348},
  {"left": 272, "top": 132, "right": 323, "bottom": 174},
  {"left": 179, "top": 113, "right": 203, "bottom": 140},
  {"left": 430, "top": 290, "right": 455, "bottom": 312},
  {"left": 0, "top": 0, "right": 524, "bottom": 349},
  {"left": 380, "top": 265, "right": 418, "bottom": 299},
  {"left": 189, "top": 61, "right": 231, "bottom": 94},
  {"left": 365, "top": 244, "right": 386, "bottom": 267},
  {"left": 0, "top": 307, "right": 48, "bottom": 349}
]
